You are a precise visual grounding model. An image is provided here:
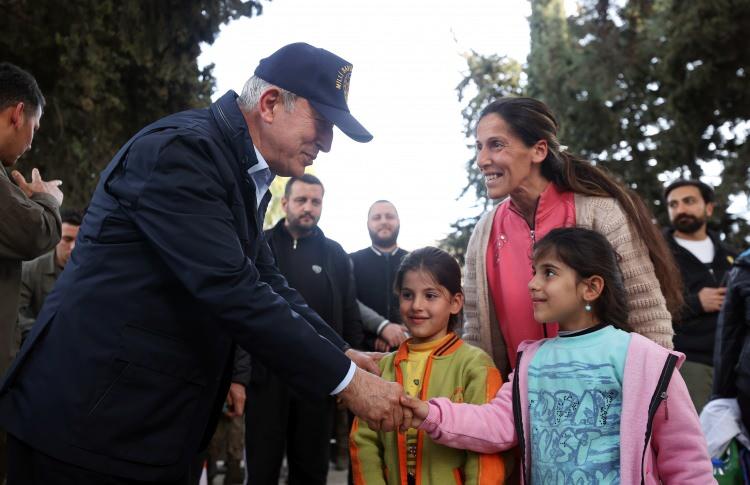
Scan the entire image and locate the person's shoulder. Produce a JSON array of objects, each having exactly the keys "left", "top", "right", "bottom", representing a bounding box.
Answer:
[
  {"left": 324, "top": 236, "right": 346, "bottom": 254},
  {"left": 736, "top": 248, "right": 750, "bottom": 267},
  {"left": 22, "top": 250, "right": 54, "bottom": 272},
  {"left": 378, "top": 351, "right": 398, "bottom": 374},
  {"left": 131, "top": 108, "right": 217, "bottom": 151},
  {"left": 575, "top": 194, "right": 629, "bottom": 232},
  {"left": 456, "top": 339, "right": 496, "bottom": 367},
  {"left": 477, "top": 202, "right": 504, "bottom": 225},
  {"left": 349, "top": 247, "right": 371, "bottom": 259},
  {"left": 711, "top": 230, "right": 740, "bottom": 258},
  {"left": 627, "top": 331, "right": 681, "bottom": 361},
  {"left": 574, "top": 193, "right": 619, "bottom": 213}
]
